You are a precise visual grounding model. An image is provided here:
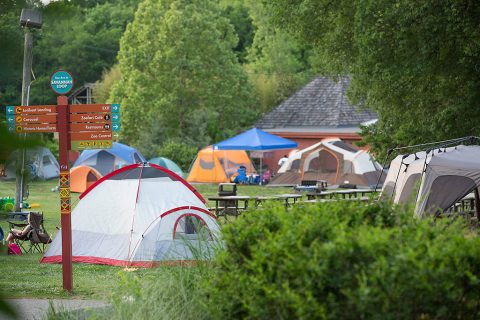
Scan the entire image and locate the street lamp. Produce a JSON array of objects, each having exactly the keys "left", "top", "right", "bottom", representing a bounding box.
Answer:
[
  {"left": 14, "top": 8, "right": 43, "bottom": 212},
  {"left": 20, "top": 9, "right": 43, "bottom": 29}
]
